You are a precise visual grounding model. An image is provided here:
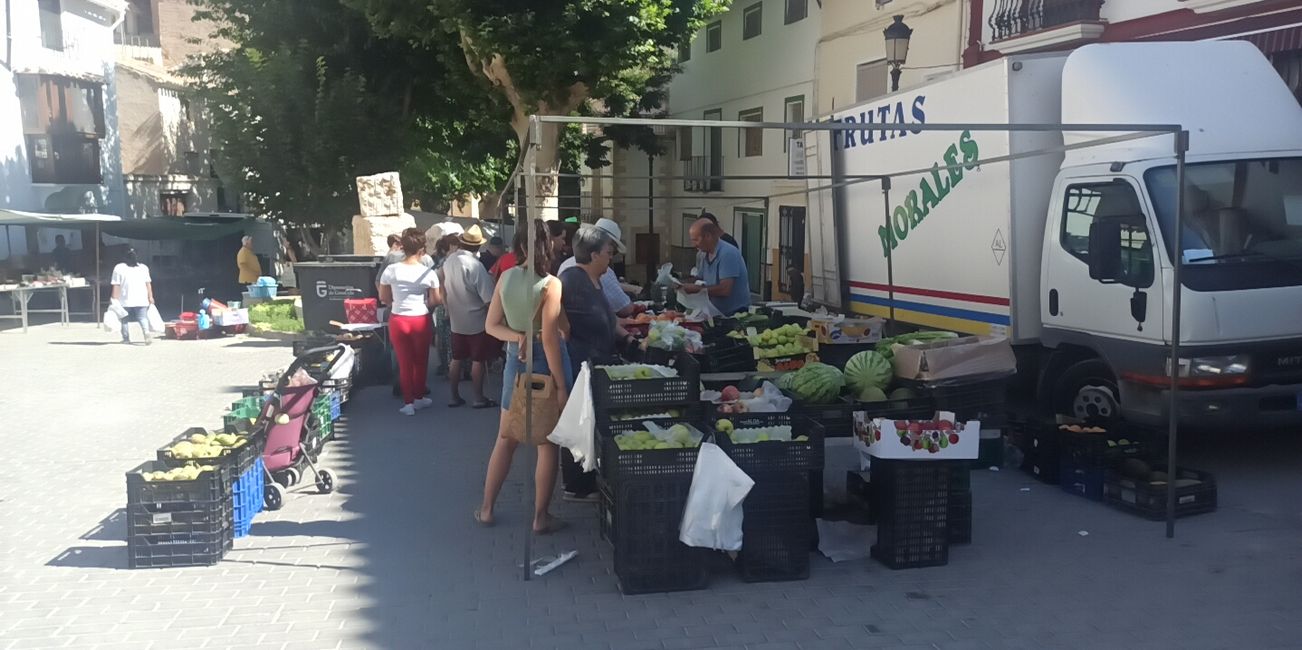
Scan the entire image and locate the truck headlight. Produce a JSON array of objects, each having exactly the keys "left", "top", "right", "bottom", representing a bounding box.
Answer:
[{"left": 1167, "top": 355, "right": 1249, "bottom": 378}]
